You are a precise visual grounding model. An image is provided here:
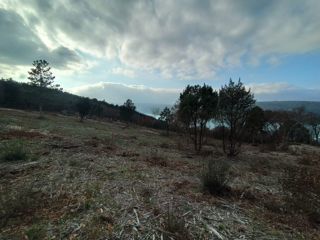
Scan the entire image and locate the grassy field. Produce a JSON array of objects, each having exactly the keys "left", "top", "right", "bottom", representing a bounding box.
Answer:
[{"left": 0, "top": 108, "right": 319, "bottom": 239}]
